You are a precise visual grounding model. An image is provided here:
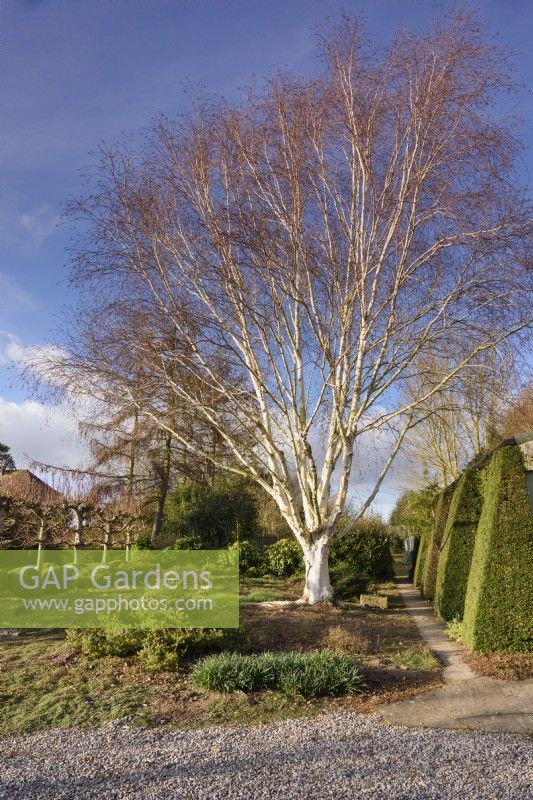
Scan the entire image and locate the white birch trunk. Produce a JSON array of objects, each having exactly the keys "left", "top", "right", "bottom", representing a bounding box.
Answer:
[{"left": 301, "top": 537, "right": 333, "bottom": 603}]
